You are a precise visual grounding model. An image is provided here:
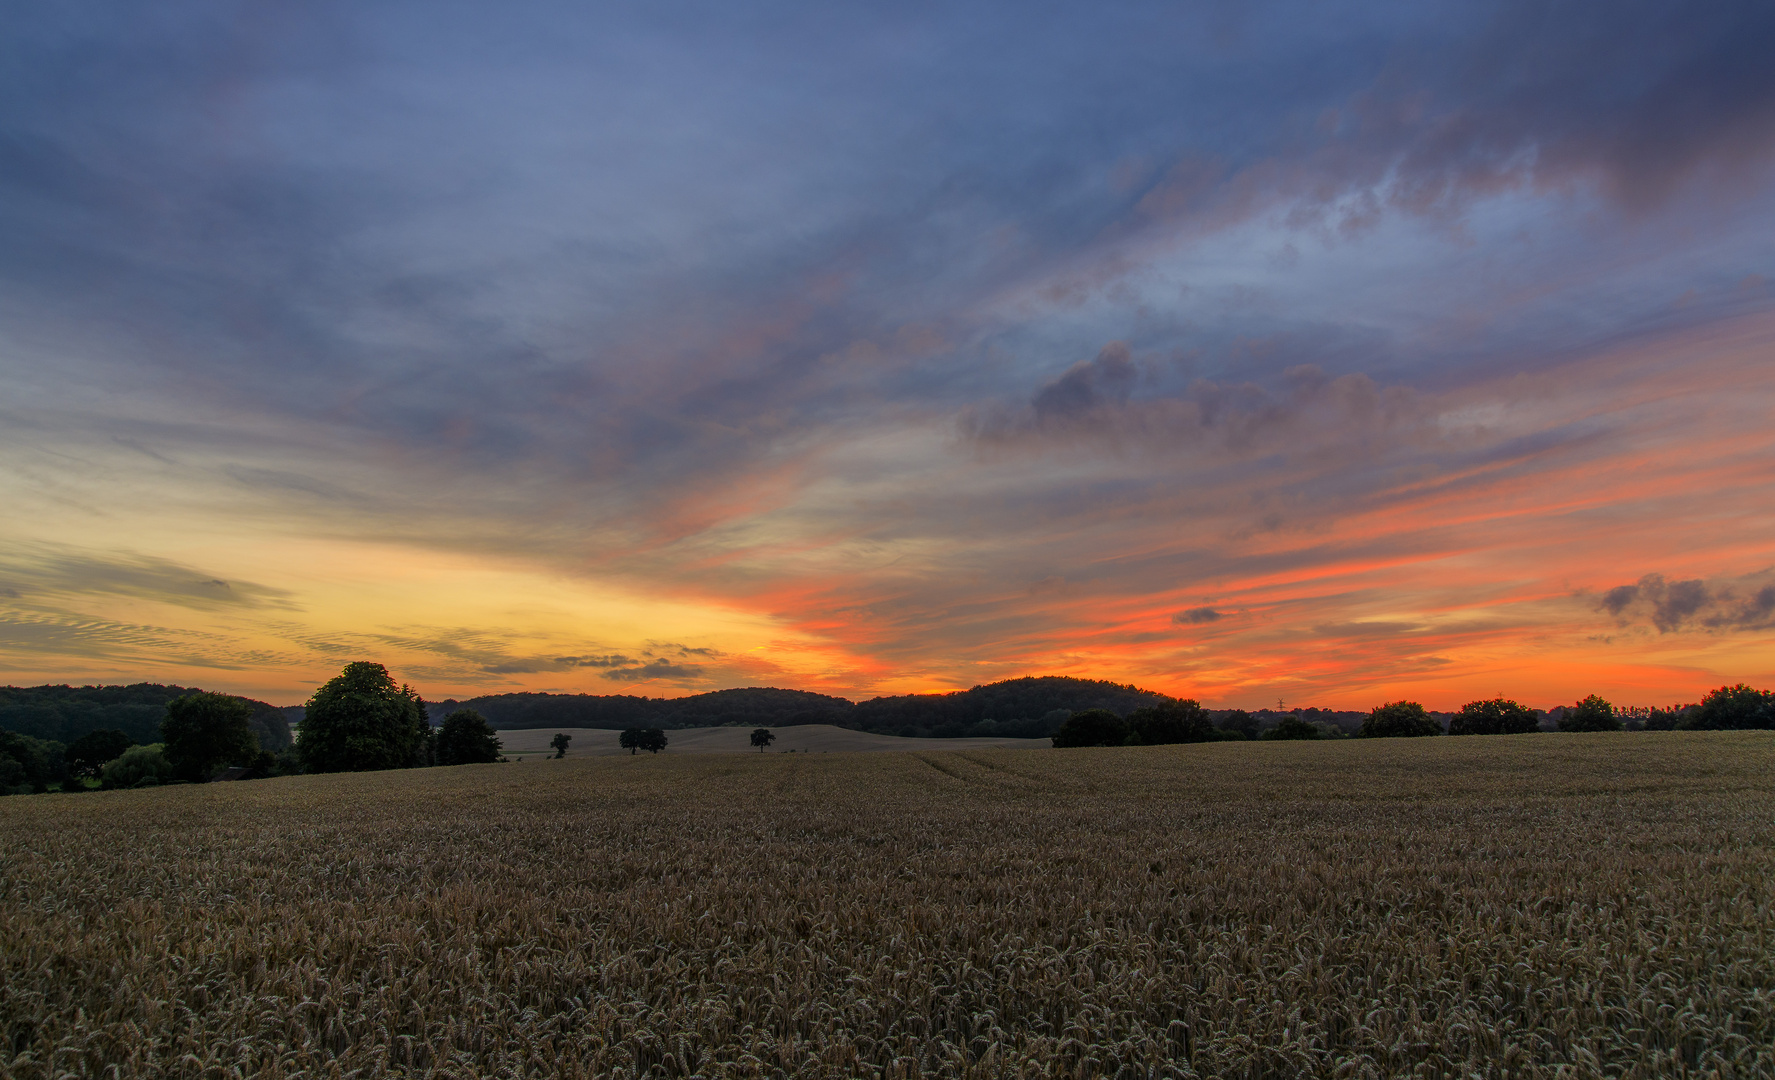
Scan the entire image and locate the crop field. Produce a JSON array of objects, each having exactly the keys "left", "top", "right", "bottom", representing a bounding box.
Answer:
[{"left": 2, "top": 734, "right": 1772, "bottom": 1079}]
